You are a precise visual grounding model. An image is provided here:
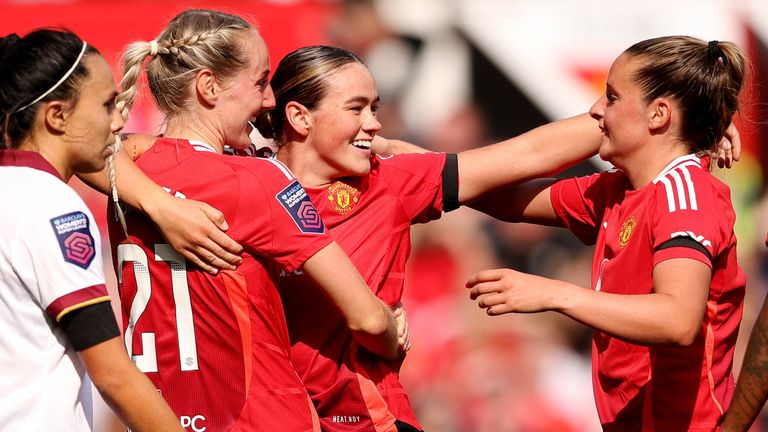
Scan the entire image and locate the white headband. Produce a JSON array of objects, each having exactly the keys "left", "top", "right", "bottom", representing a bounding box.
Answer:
[{"left": 14, "top": 41, "right": 89, "bottom": 113}]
